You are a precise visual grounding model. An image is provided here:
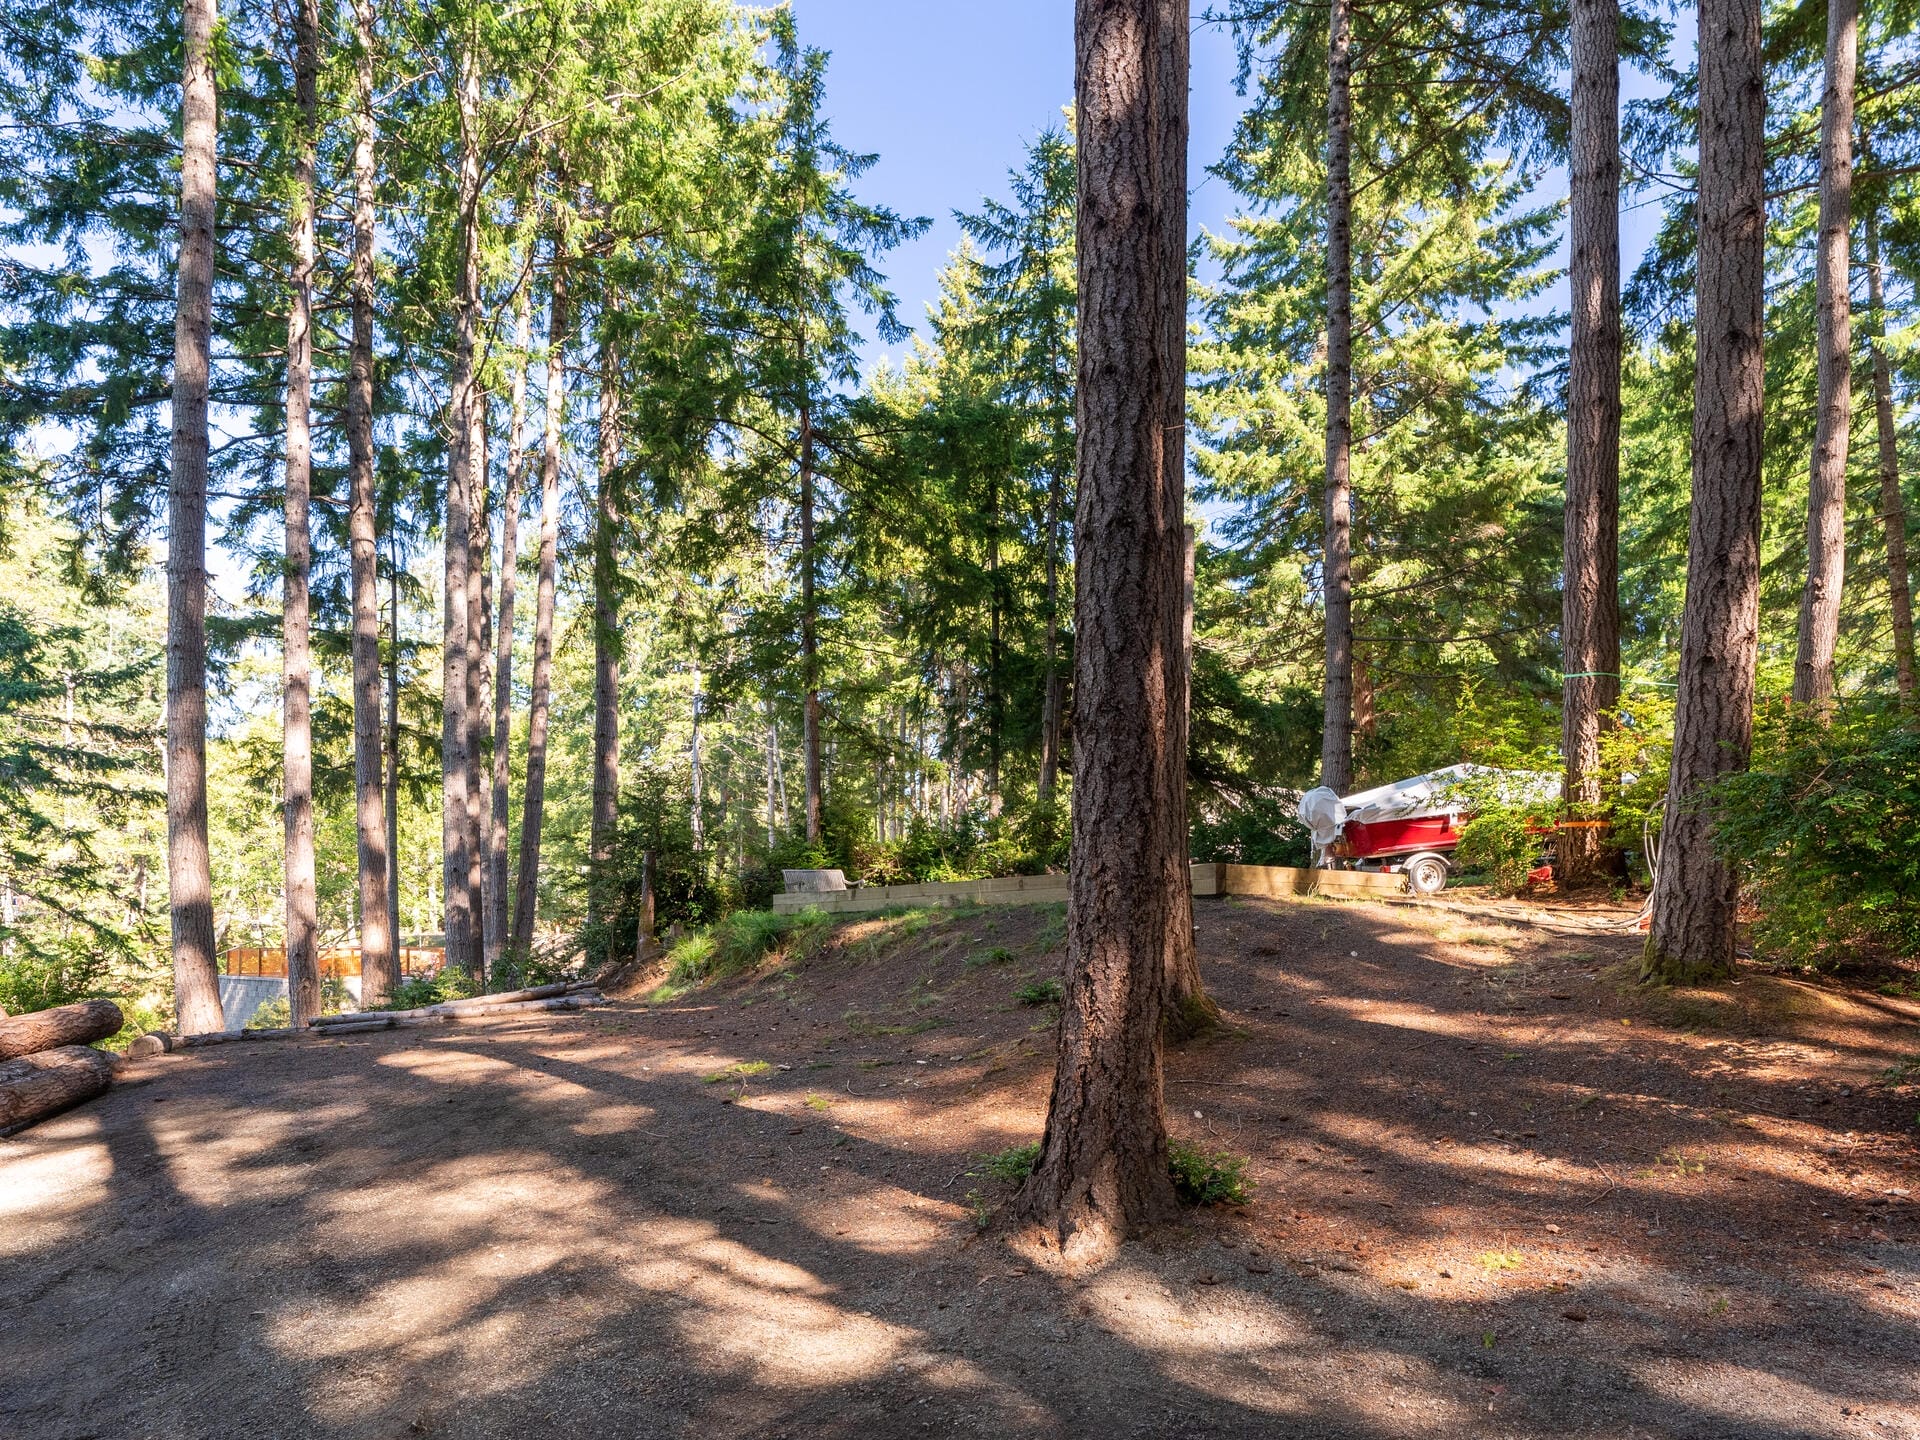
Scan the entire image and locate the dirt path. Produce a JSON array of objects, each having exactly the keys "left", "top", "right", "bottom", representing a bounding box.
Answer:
[{"left": 4, "top": 896, "right": 1918, "bottom": 1438}]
